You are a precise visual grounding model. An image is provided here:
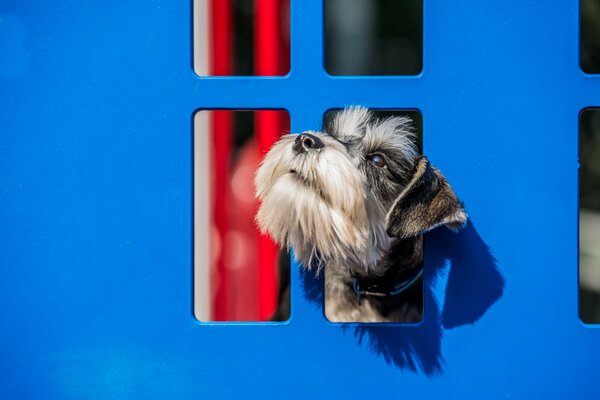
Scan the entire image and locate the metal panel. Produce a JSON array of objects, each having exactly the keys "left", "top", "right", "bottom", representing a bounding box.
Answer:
[{"left": 0, "top": 0, "right": 599, "bottom": 398}]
